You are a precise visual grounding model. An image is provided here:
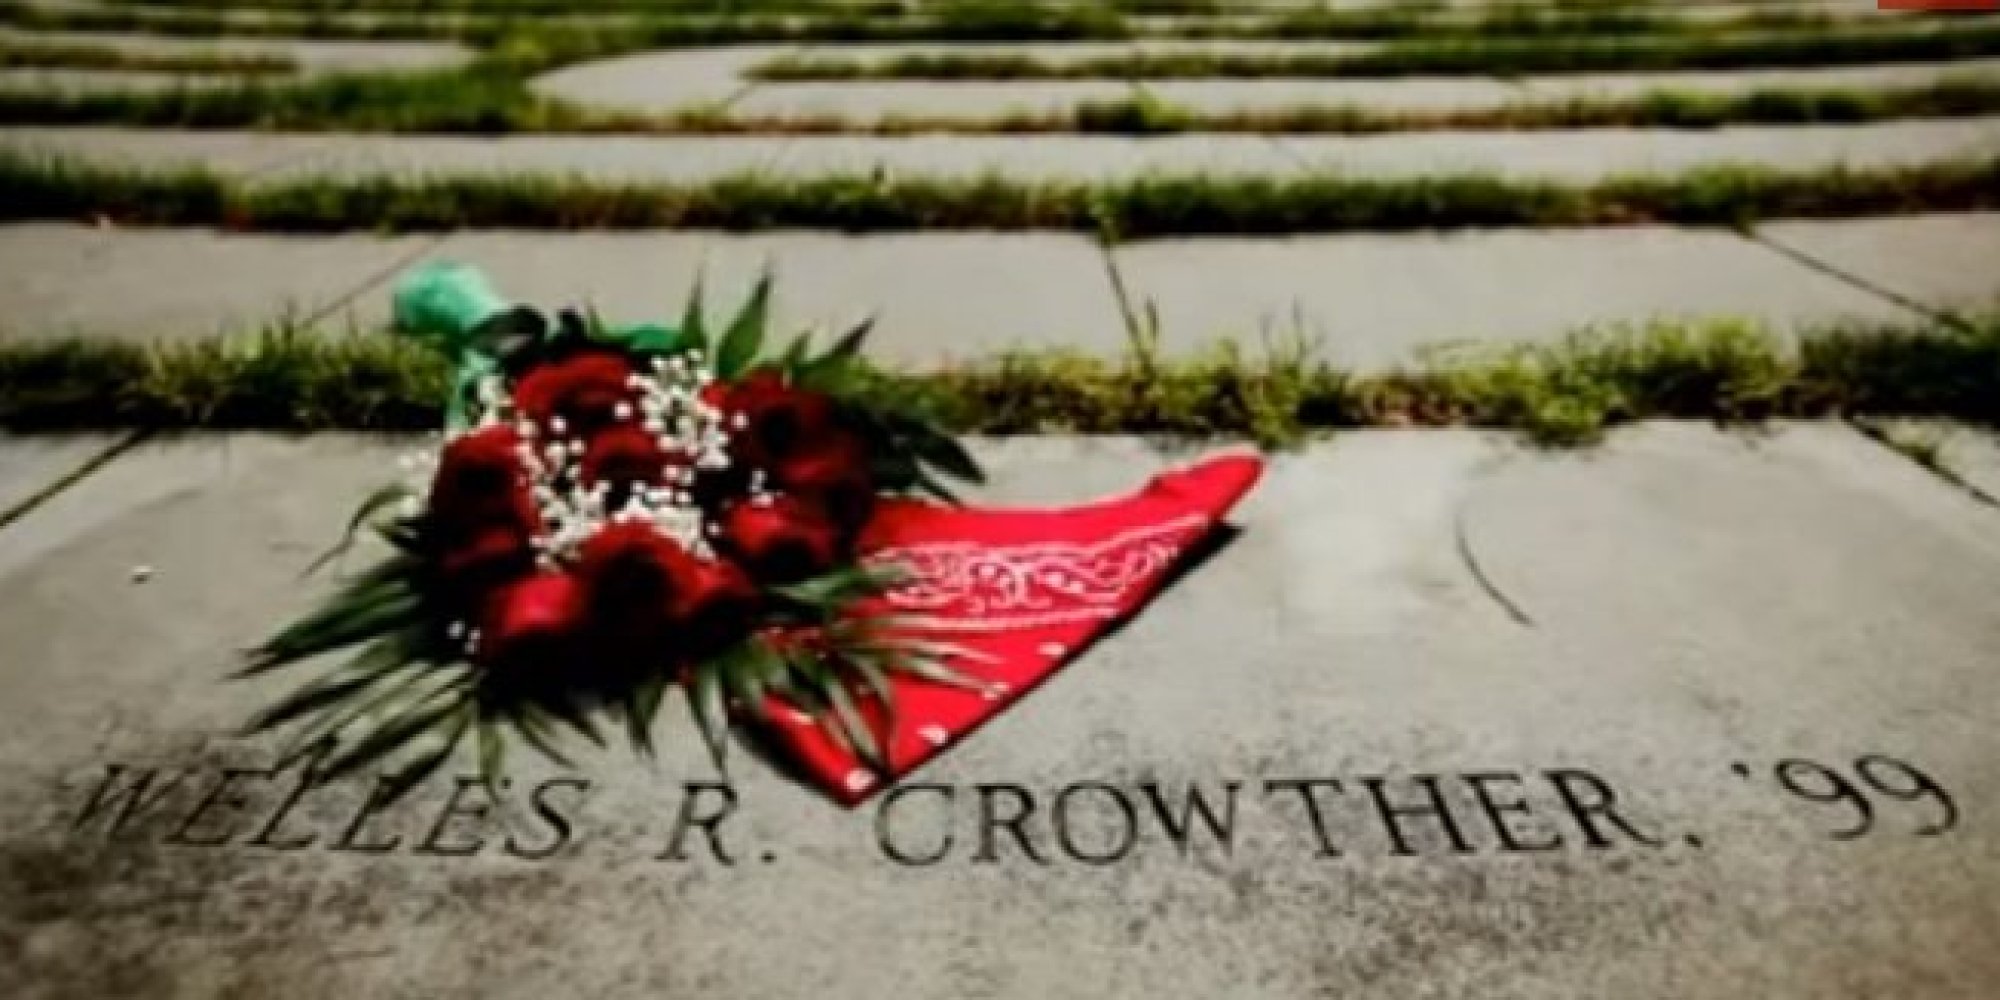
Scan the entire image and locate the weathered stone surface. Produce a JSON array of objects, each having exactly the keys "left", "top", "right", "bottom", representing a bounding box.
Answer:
[
  {"left": 0, "top": 126, "right": 340, "bottom": 176},
  {"left": 0, "top": 433, "right": 126, "bottom": 524},
  {"left": 730, "top": 79, "right": 1137, "bottom": 122},
  {"left": 255, "top": 133, "right": 799, "bottom": 185},
  {"left": 0, "top": 28, "right": 470, "bottom": 74},
  {"left": 532, "top": 44, "right": 805, "bottom": 114},
  {"left": 384, "top": 229, "right": 1128, "bottom": 366},
  {"left": 11, "top": 217, "right": 1992, "bottom": 365},
  {"left": 758, "top": 132, "right": 1301, "bottom": 181},
  {"left": 1274, "top": 117, "right": 2000, "bottom": 181},
  {"left": 1145, "top": 76, "right": 1527, "bottom": 114},
  {"left": 1756, "top": 212, "right": 2000, "bottom": 315},
  {"left": 1514, "top": 58, "right": 2000, "bottom": 103},
  {"left": 0, "top": 223, "right": 435, "bottom": 341},
  {"left": 2, "top": 425, "right": 1999, "bottom": 998},
  {"left": 0, "top": 69, "right": 247, "bottom": 94},
  {"left": 1107, "top": 225, "right": 1912, "bottom": 370},
  {"left": 1855, "top": 419, "right": 2000, "bottom": 504},
  {"left": 10, "top": 113, "right": 1997, "bottom": 183}
]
